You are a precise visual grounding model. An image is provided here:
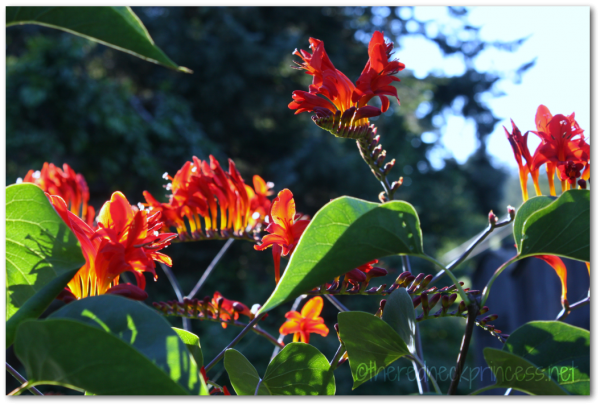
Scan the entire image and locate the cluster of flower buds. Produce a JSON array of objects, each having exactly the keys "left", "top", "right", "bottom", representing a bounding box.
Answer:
[
  {"left": 153, "top": 291, "right": 255, "bottom": 329},
  {"left": 311, "top": 106, "right": 381, "bottom": 140},
  {"left": 314, "top": 260, "right": 390, "bottom": 295},
  {"left": 142, "top": 155, "right": 273, "bottom": 241}
]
